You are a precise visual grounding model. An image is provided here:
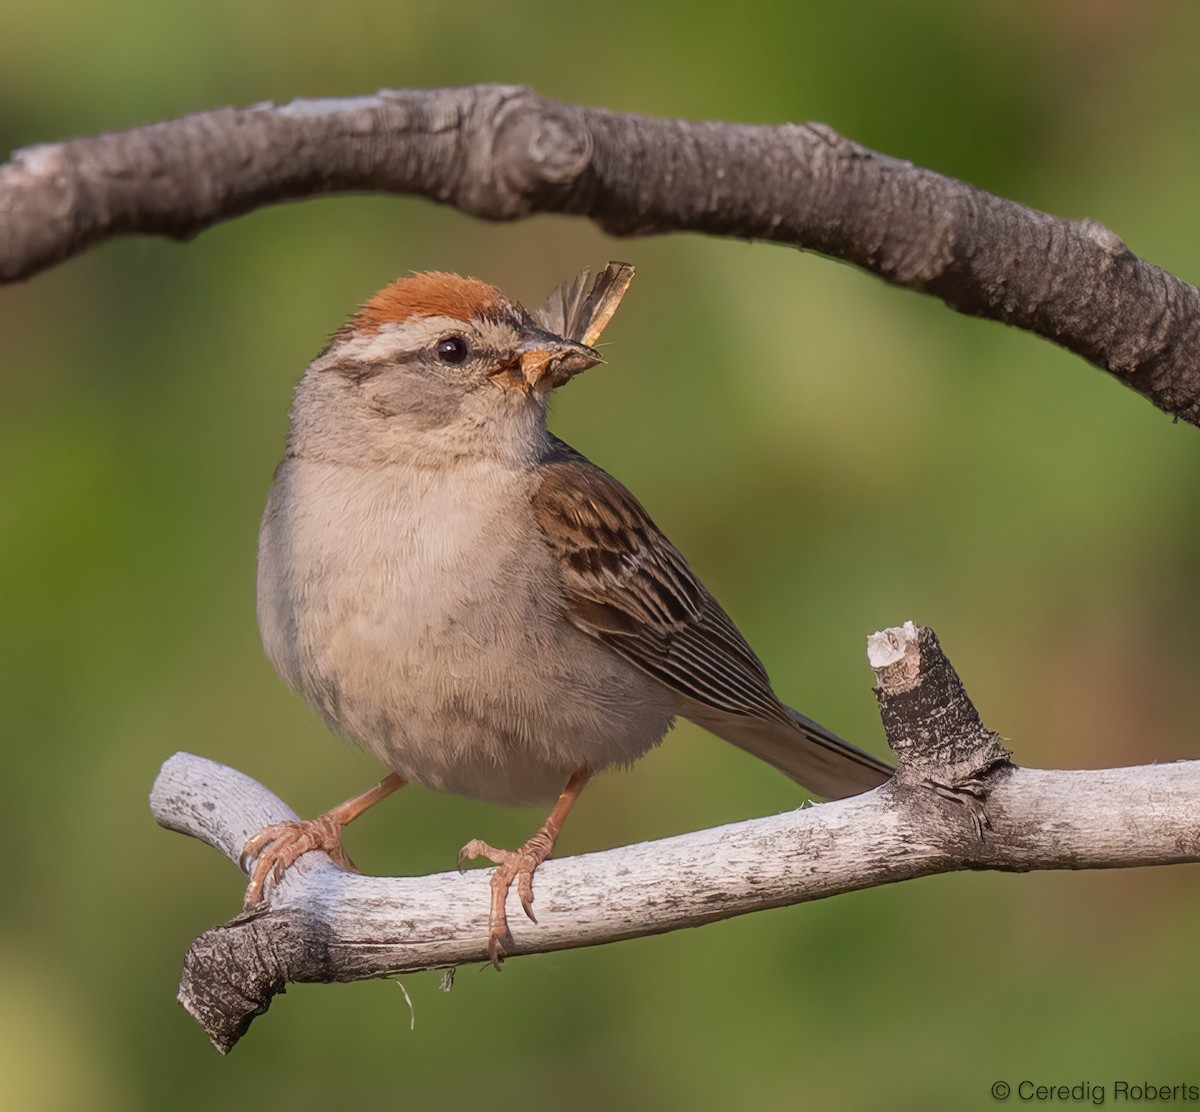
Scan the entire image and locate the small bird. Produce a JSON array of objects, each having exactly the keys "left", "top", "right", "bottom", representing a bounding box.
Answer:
[{"left": 244, "top": 263, "right": 892, "bottom": 965}]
